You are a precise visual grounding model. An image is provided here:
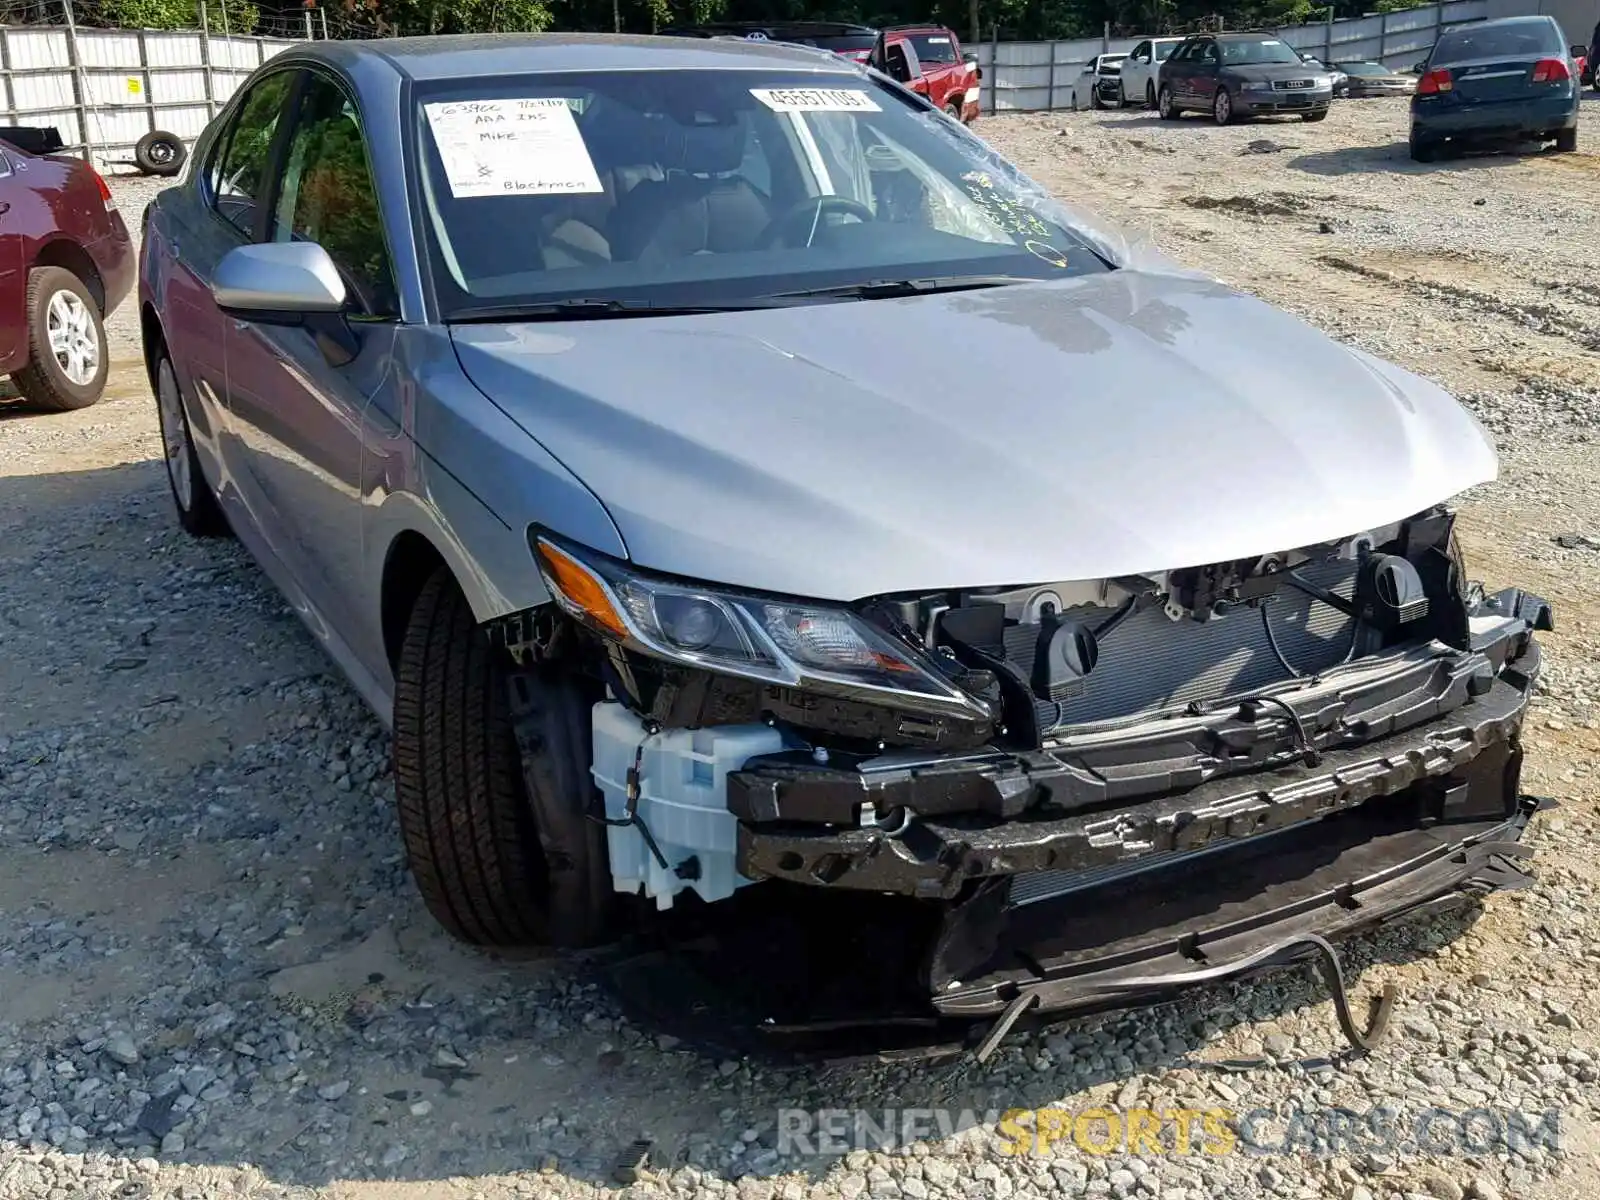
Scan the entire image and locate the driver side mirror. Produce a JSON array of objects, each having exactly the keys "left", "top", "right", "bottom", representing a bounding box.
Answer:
[
  {"left": 963, "top": 50, "right": 978, "bottom": 66},
  {"left": 1572, "top": 44, "right": 1587, "bottom": 57},
  {"left": 1412, "top": 59, "right": 1427, "bottom": 74},
  {"left": 212, "top": 242, "right": 358, "bottom": 367}
]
